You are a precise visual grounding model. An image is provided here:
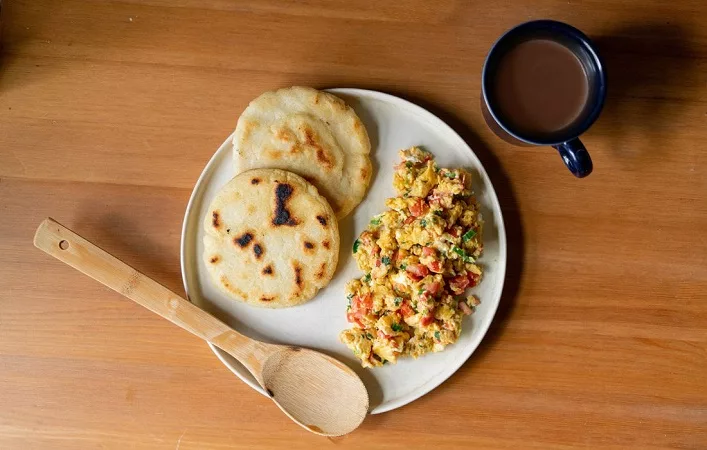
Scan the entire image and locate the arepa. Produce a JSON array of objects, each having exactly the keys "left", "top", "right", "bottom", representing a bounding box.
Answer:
[
  {"left": 203, "top": 169, "right": 340, "bottom": 308},
  {"left": 233, "top": 86, "right": 372, "bottom": 219}
]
